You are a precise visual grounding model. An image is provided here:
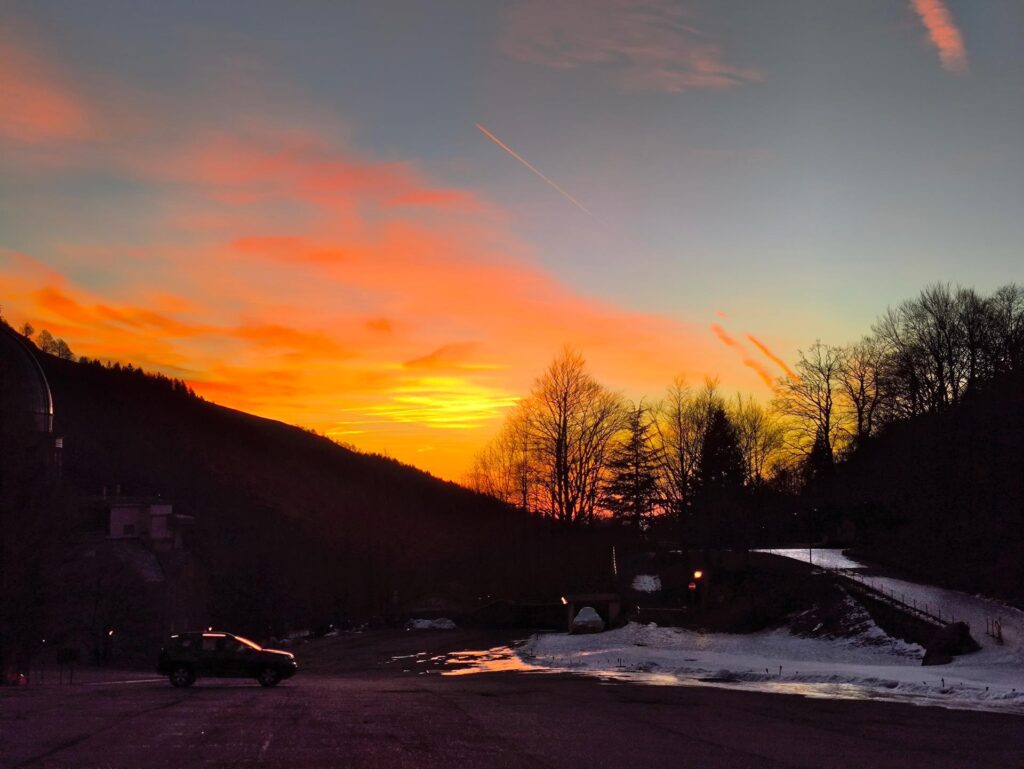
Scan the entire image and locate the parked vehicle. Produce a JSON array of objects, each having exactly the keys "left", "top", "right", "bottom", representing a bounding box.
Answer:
[{"left": 157, "top": 631, "right": 297, "bottom": 687}]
